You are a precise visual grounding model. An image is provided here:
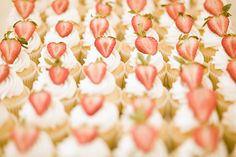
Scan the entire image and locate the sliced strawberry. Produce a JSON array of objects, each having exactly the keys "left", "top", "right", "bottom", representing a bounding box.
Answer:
[
  {"left": 83, "top": 62, "right": 107, "bottom": 84},
  {"left": 90, "top": 18, "right": 109, "bottom": 38},
  {"left": 132, "top": 124, "right": 157, "bottom": 153},
  {"left": 51, "top": 0, "right": 69, "bottom": 15},
  {"left": 47, "top": 42, "right": 67, "bottom": 59},
  {"left": 55, "top": 21, "right": 73, "bottom": 38},
  {"left": 175, "top": 13, "right": 193, "bottom": 34},
  {"left": 132, "top": 15, "right": 152, "bottom": 33},
  {"left": 132, "top": 97, "right": 155, "bottom": 117},
  {"left": 194, "top": 126, "right": 219, "bottom": 152},
  {"left": 135, "top": 37, "right": 158, "bottom": 55},
  {"left": 127, "top": 0, "right": 147, "bottom": 13},
  {"left": 0, "top": 39, "right": 21, "bottom": 64},
  {"left": 73, "top": 126, "right": 98, "bottom": 144},
  {"left": 176, "top": 36, "right": 200, "bottom": 61},
  {"left": 14, "top": 0, "right": 35, "bottom": 19},
  {"left": 29, "top": 91, "right": 51, "bottom": 116},
  {"left": 135, "top": 65, "right": 157, "bottom": 90},
  {"left": 0, "top": 64, "right": 10, "bottom": 83},
  {"left": 221, "top": 35, "right": 236, "bottom": 58},
  {"left": 49, "top": 66, "right": 69, "bottom": 85},
  {"left": 11, "top": 128, "right": 39, "bottom": 153},
  {"left": 187, "top": 87, "right": 217, "bottom": 122},
  {"left": 204, "top": 0, "right": 224, "bottom": 16},
  {"left": 207, "top": 15, "right": 229, "bottom": 37},
  {"left": 14, "top": 20, "right": 36, "bottom": 41},
  {"left": 166, "top": 2, "right": 185, "bottom": 20},
  {"left": 94, "top": 36, "right": 116, "bottom": 58},
  {"left": 81, "top": 95, "right": 104, "bottom": 116},
  {"left": 227, "top": 60, "right": 236, "bottom": 83},
  {"left": 96, "top": 2, "right": 112, "bottom": 17}
]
